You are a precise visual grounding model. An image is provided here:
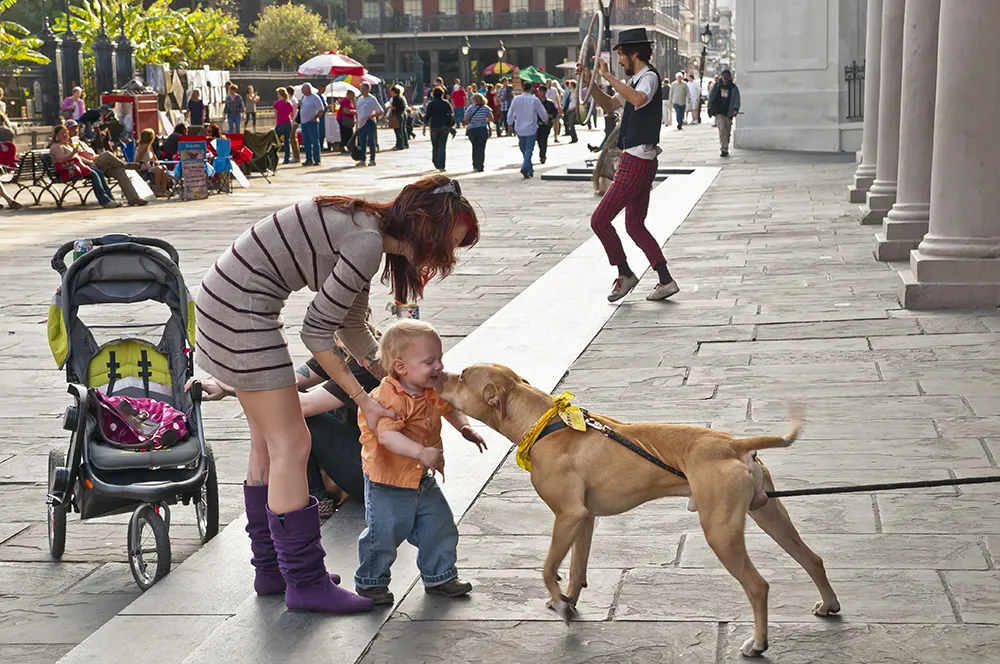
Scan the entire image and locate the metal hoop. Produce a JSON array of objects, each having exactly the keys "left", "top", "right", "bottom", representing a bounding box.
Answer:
[{"left": 575, "top": 11, "right": 604, "bottom": 125}]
